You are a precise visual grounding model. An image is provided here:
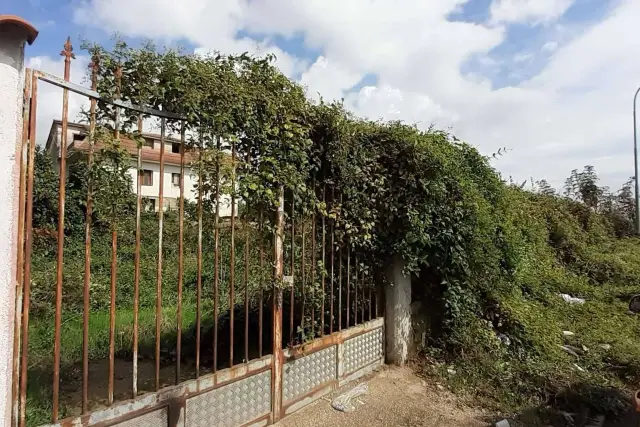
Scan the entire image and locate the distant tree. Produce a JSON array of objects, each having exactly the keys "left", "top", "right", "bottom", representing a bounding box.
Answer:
[{"left": 536, "top": 179, "right": 556, "bottom": 196}]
